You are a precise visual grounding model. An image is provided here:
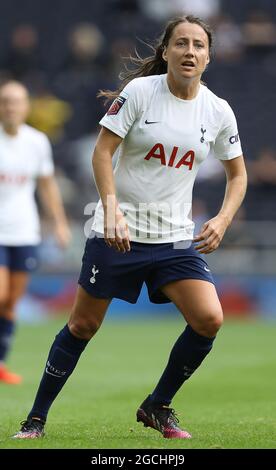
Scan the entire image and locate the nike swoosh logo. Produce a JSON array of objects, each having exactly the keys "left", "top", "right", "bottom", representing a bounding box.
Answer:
[
  {"left": 145, "top": 120, "right": 160, "bottom": 124},
  {"left": 204, "top": 266, "right": 211, "bottom": 272}
]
